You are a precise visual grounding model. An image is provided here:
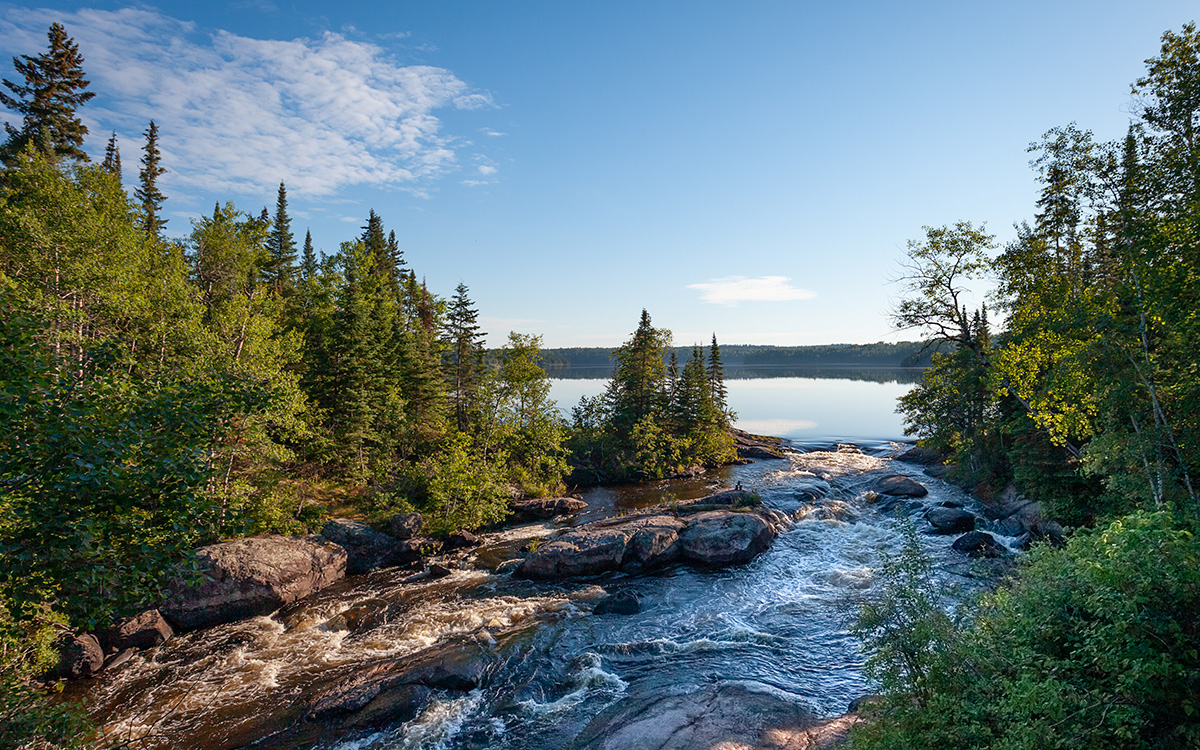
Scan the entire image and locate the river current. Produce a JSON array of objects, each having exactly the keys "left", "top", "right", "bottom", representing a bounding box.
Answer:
[{"left": 80, "top": 441, "right": 992, "bottom": 750}]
